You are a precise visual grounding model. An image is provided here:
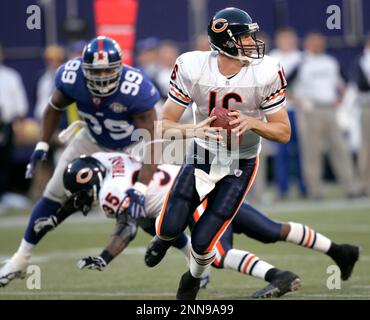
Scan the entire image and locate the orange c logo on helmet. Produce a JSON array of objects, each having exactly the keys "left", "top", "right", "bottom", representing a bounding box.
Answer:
[
  {"left": 211, "top": 18, "right": 228, "bottom": 33},
  {"left": 76, "top": 168, "right": 93, "bottom": 184}
]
